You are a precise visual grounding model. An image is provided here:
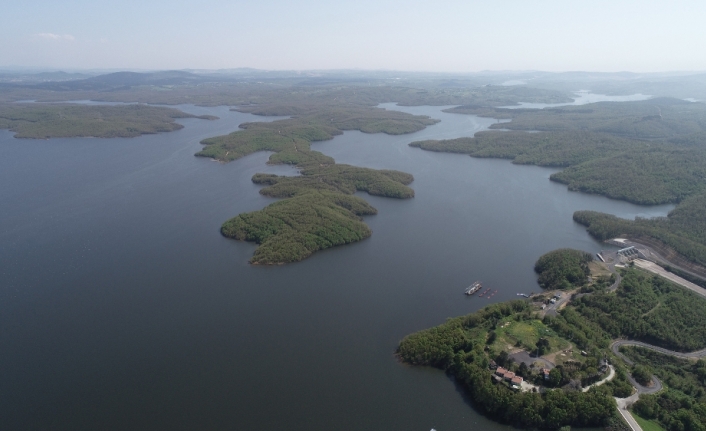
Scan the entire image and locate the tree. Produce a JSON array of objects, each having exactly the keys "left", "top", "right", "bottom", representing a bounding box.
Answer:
[{"left": 549, "top": 368, "right": 563, "bottom": 387}]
